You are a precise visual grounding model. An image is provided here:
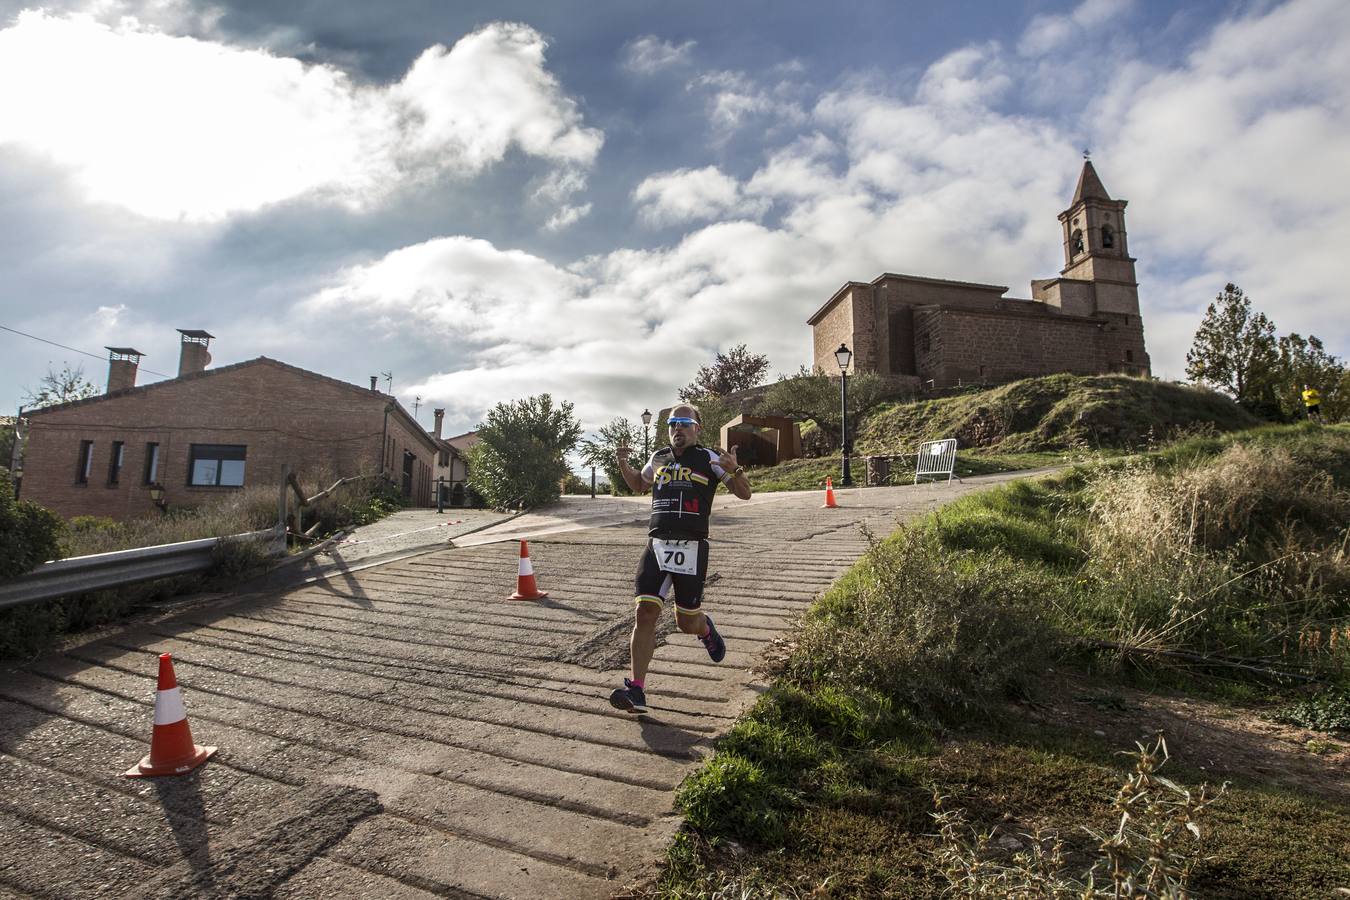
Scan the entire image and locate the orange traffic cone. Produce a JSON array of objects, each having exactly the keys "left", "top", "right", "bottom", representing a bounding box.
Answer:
[
  {"left": 124, "top": 653, "right": 216, "bottom": 778},
  {"left": 822, "top": 477, "right": 839, "bottom": 508},
  {"left": 508, "top": 540, "right": 550, "bottom": 601}
]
